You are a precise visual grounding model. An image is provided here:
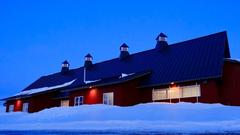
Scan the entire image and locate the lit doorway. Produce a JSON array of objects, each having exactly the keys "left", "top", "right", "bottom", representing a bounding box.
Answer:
[{"left": 61, "top": 100, "right": 70, "bottom": 107}]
